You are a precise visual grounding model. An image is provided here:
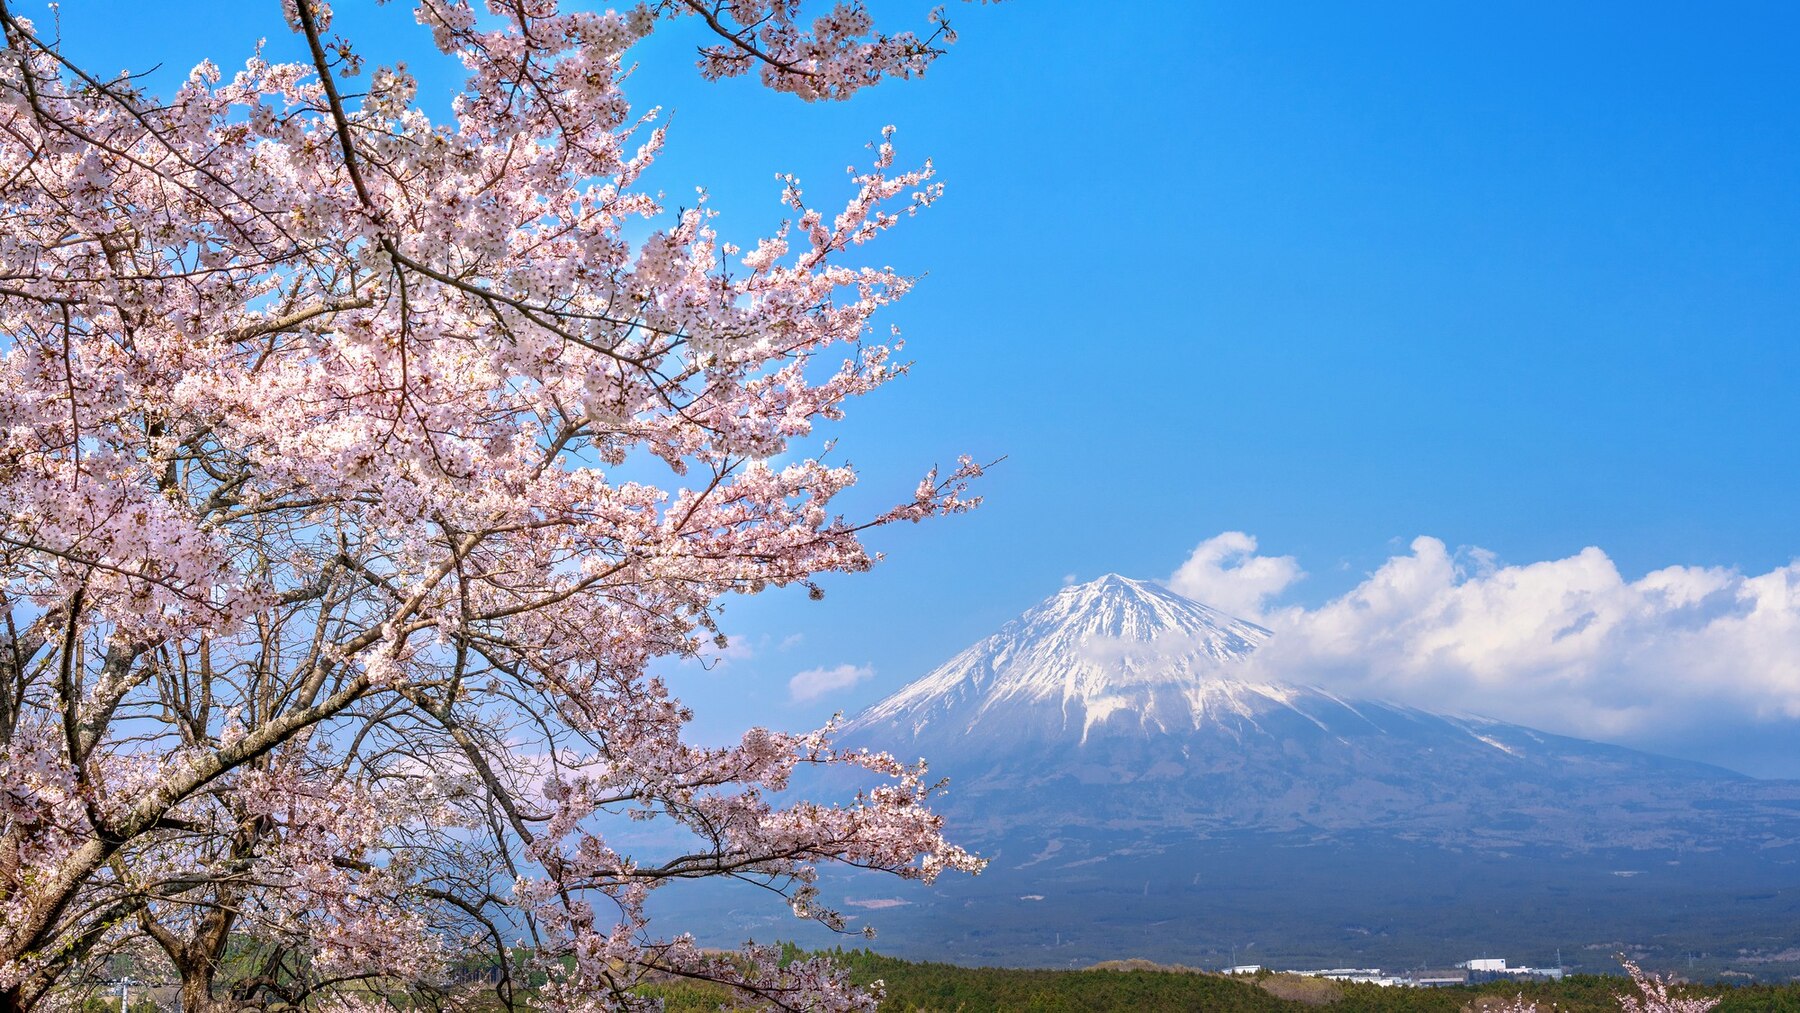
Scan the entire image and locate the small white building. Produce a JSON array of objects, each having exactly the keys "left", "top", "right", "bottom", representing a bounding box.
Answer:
[
  {"left": 1301, "top": 968, "right": 1387, "bottom": 983},
  {"left": 1459, "top": 957, "right": 1566, "bottom": 982}
]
